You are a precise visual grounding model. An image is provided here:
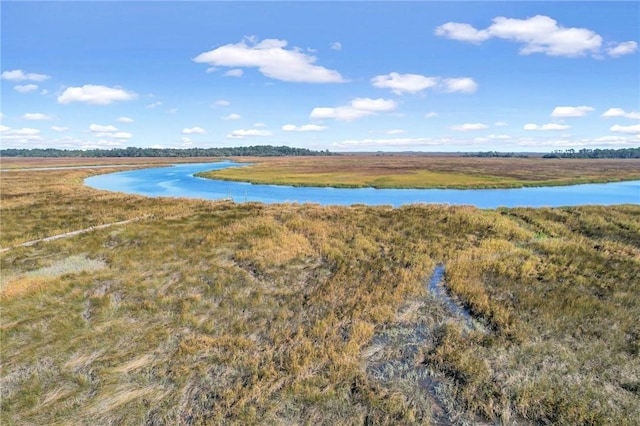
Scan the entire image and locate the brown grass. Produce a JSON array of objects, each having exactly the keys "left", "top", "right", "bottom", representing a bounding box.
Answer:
[
  {"left": 200, "top": 155, "right": 640, "bottom": 188},
  {"left": 1, "top": 158, "right": 639, "bottom": 425}
]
